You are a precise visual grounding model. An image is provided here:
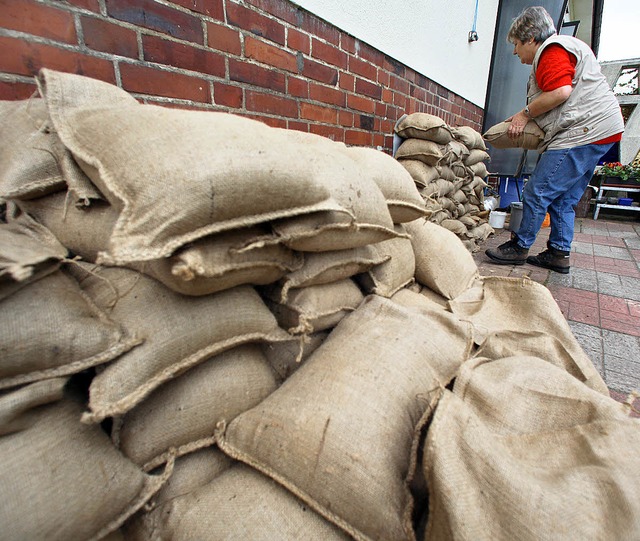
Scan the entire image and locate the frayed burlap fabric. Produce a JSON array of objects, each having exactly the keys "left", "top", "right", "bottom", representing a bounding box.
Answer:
[
  {"left": 20, "top": 193, "right": 303, "bottom": 296},
  {"left": 0, "top": 98, "right": 64, "bottom": 200},
  {"left": 262, "top": 278, "right": 364, "bottom": 335},
  {"left": 0, "top": 201, "right": 67, "bottom": 299}
]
